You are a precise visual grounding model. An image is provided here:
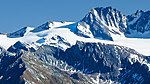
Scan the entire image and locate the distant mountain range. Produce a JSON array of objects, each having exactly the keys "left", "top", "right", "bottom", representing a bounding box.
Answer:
[{"left": 0, "top": 7, "right": 150, "bottom": 84}]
